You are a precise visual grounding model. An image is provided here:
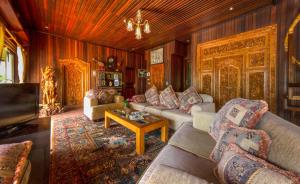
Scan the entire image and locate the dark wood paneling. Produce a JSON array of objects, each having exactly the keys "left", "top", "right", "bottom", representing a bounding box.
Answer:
[
  {"left": 12, "top": 0, "right": 272, "bottom": 50},
  {"left": 191, "top": 1, "right": 300, "bottom": 121},
  {"left": 28, "top": 31, "right": 144, "bottom": 100},
  {"left": 145, "top": 40, "right": 187, "bottom": 91}
]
